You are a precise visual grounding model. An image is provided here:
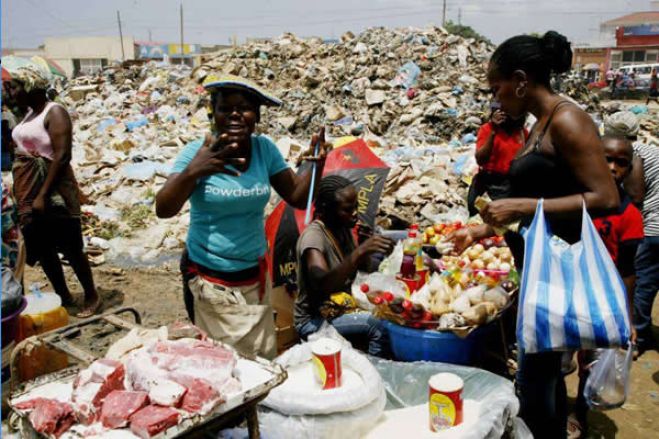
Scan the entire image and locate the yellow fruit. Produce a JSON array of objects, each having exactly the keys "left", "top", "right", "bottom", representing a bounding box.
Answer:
[
  {"left": 425, "top": 227, "right": 436, "bottom": 237},
  {"left": 429, "top": 235, "right": 440, "bottom": 245}
]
